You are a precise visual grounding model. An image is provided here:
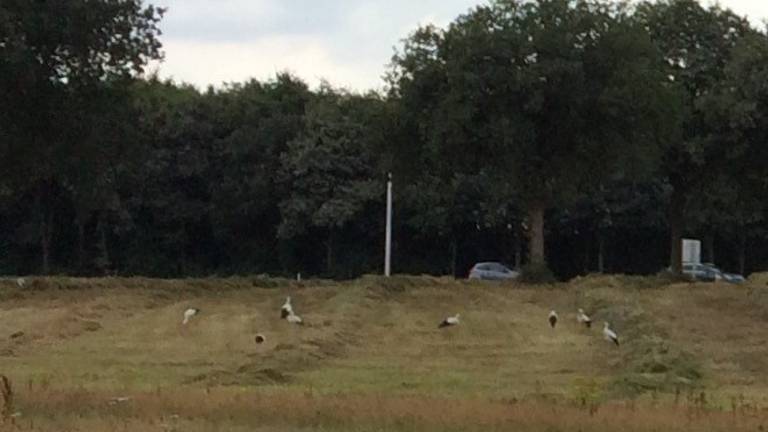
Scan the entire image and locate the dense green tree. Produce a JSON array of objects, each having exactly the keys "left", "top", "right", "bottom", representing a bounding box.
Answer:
[
  {"left": 1, "top": 0, "right": 768, "bottom": 280},
  {"left": 636, "top": 0, "right": 759, "bottom": 273},
  {"left": 209, "top": 74, "right": 311, "bottom": 273},
  {"left": 390, "top": 0, "right": 676, "bottom": 270},
  {"left": 555, "top": 178, "right": 669, "bottom": 275},
  {"left": 126, "top": 78, "right": 214, "bottom": 275},
  {"left": 0, "top": 0, "right": 164, "bottom": 273},
  {"left": 694, "top": 32, "right": 768, "bottom": 273},
  {"left": 277, "top": 89, "right": 383, "bottom": 274}
]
